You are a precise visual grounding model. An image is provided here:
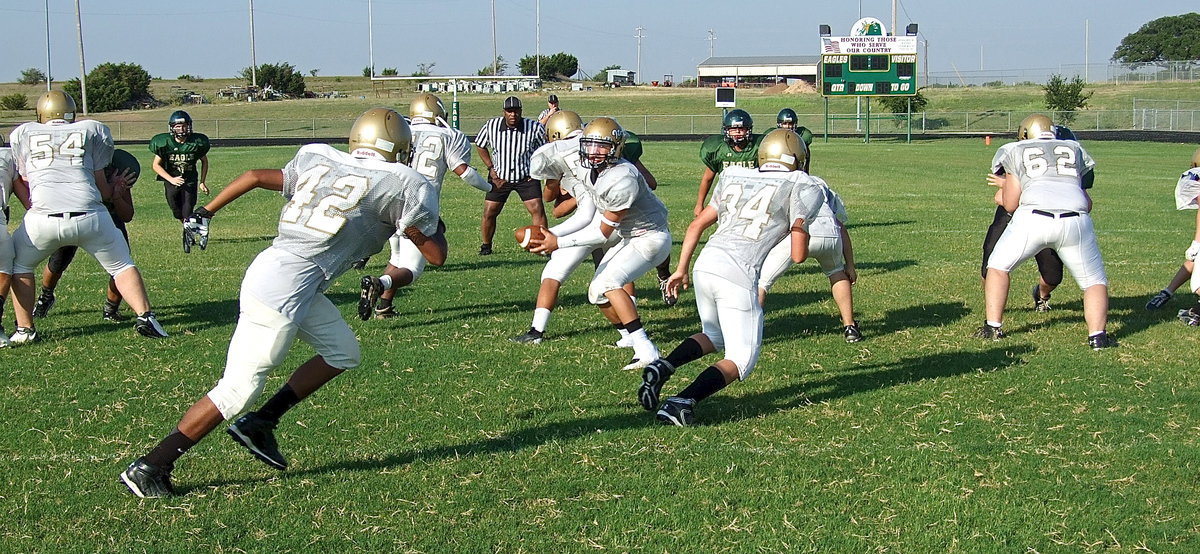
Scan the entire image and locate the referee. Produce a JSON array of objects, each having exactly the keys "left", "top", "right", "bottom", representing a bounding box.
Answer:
[{"left": 474, "top": 96, "right": 547, "bottom": 255}]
